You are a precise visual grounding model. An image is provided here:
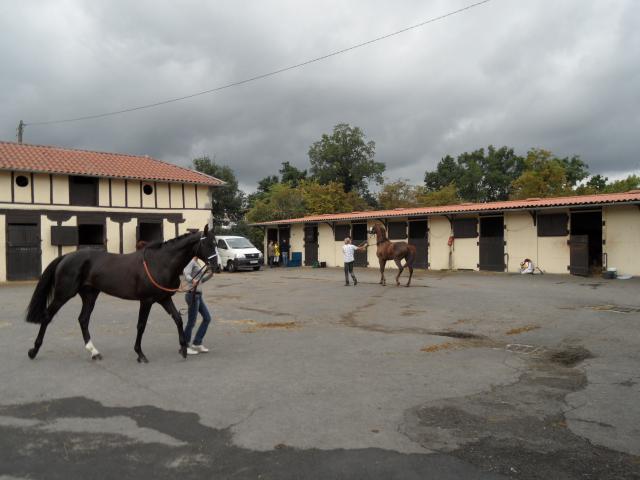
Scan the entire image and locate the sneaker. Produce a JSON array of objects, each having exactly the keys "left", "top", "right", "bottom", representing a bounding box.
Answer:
[
  {"left": 353, "top": 278, "right": 358, "bottom": 286},
  {"left": 186, "top": 346, "right": 199, "bottom": 355},
  {"left": 192, "top": 344, "right": 209, "bottom": 353}
]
